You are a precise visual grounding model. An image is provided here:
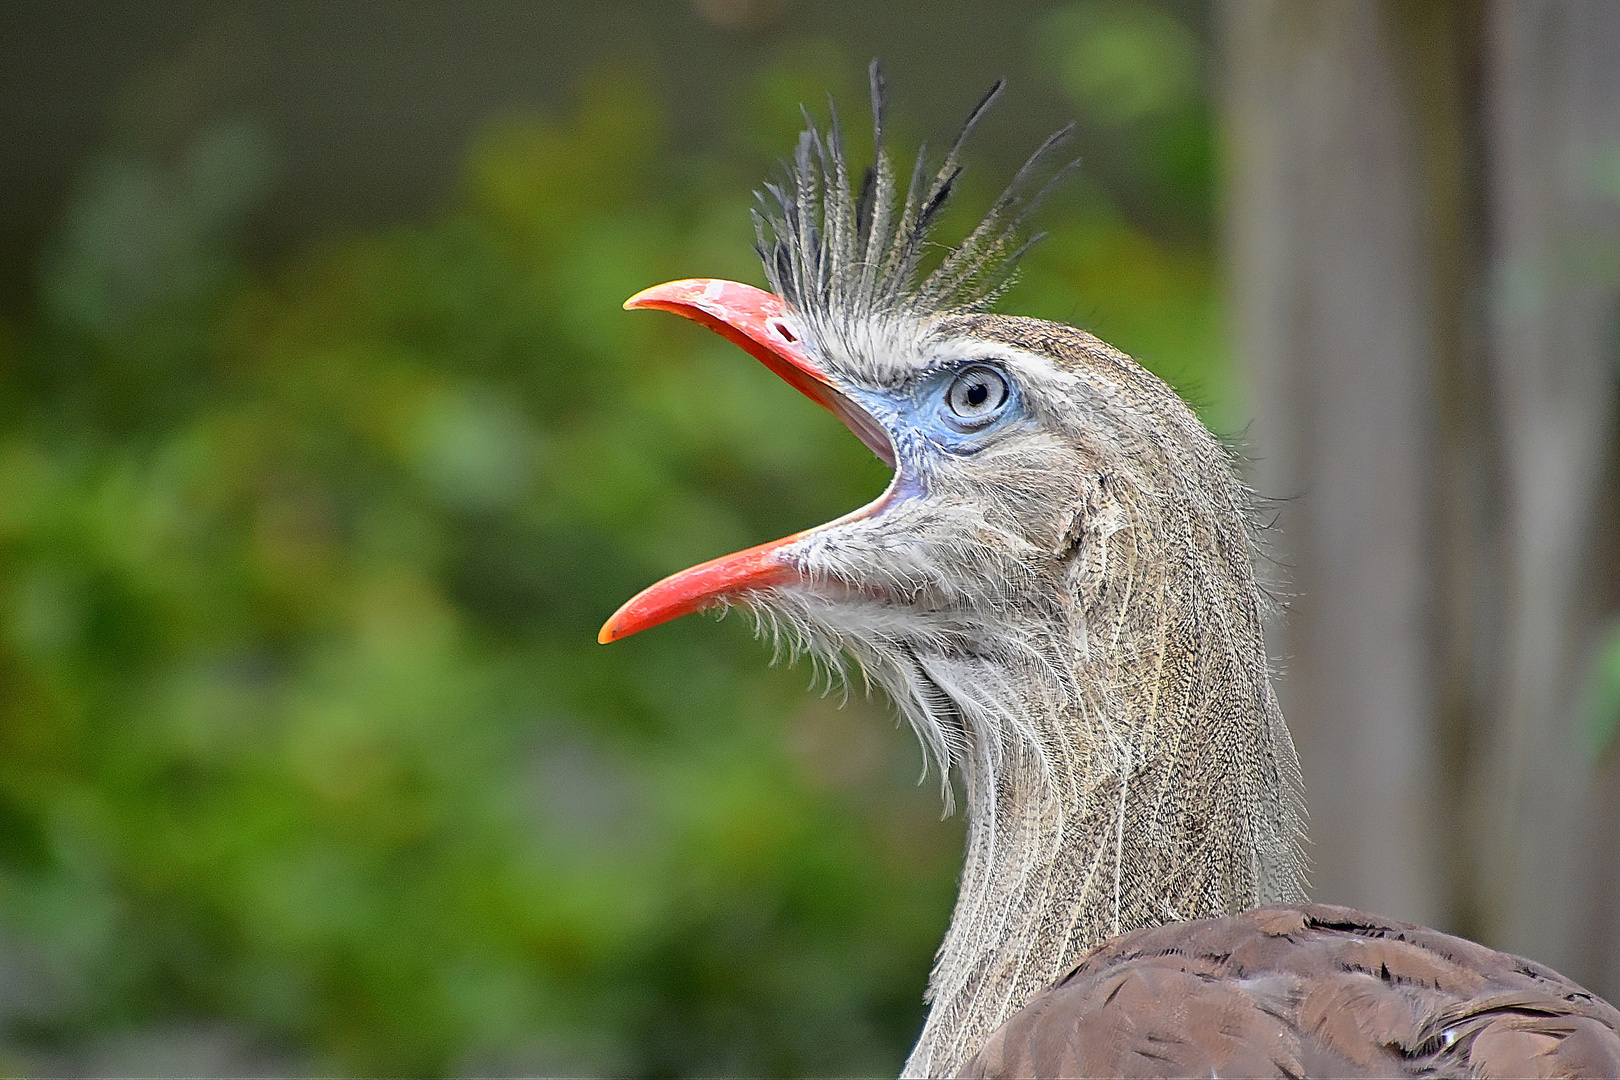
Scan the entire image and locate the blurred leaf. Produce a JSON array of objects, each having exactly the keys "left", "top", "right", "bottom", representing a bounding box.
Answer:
[
  {"left": 1581, "top": 621, "right": 1620, "bottom": 762},
  {"left": 38, "top": 119, "right": 276, "bottom": 336},
  {"left": 1040, "top": 1, "right": 1199, "bottom": 125}
]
